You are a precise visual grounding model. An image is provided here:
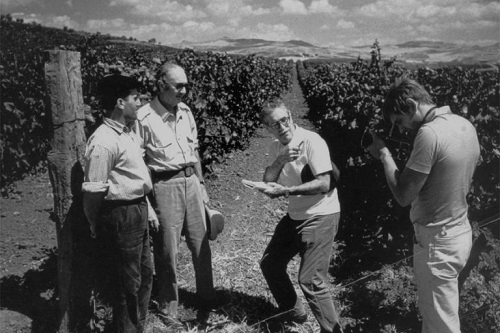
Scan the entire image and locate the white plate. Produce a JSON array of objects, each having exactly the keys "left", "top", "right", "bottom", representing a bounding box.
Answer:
[{"left": 241, "top": 179, "right": 271, "bottom": 191}]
